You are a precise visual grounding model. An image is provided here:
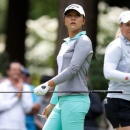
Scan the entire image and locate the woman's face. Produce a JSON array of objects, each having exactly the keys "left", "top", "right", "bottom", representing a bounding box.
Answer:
[
  {"left": 64, "top": 10, "right": 85, "bottom": 32},
  {"left": 120, "top": 21, "right": 130, "bottom": 41}
]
